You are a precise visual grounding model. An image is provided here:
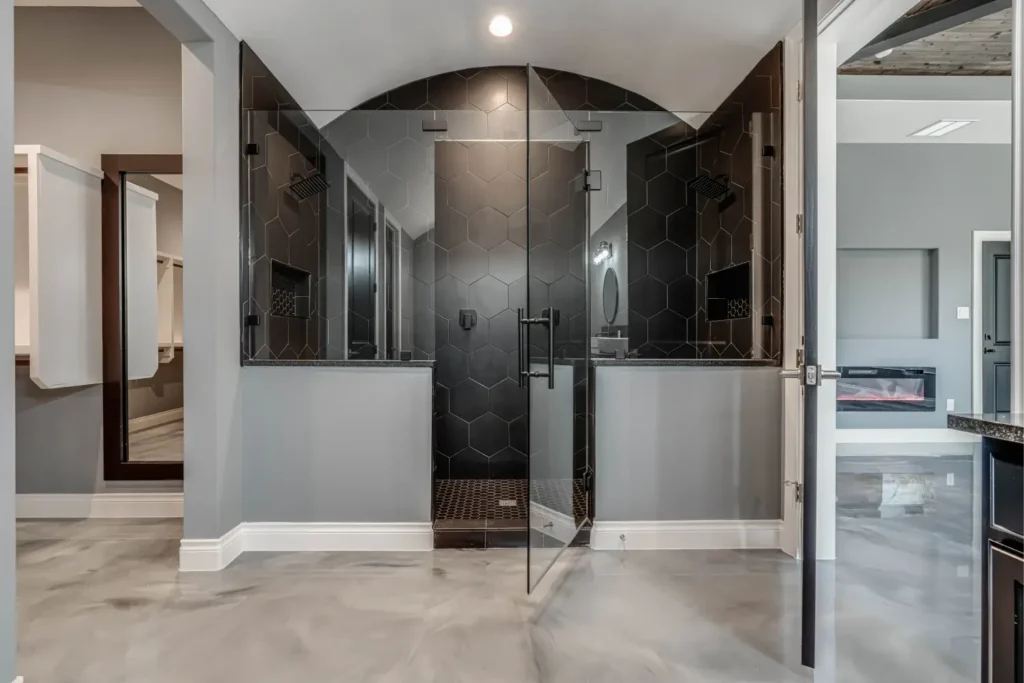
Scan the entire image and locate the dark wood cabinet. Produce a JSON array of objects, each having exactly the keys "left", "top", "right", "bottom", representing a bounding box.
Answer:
[{"left": 990, "top": 543, "right": 1023, "bottom": 683}]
